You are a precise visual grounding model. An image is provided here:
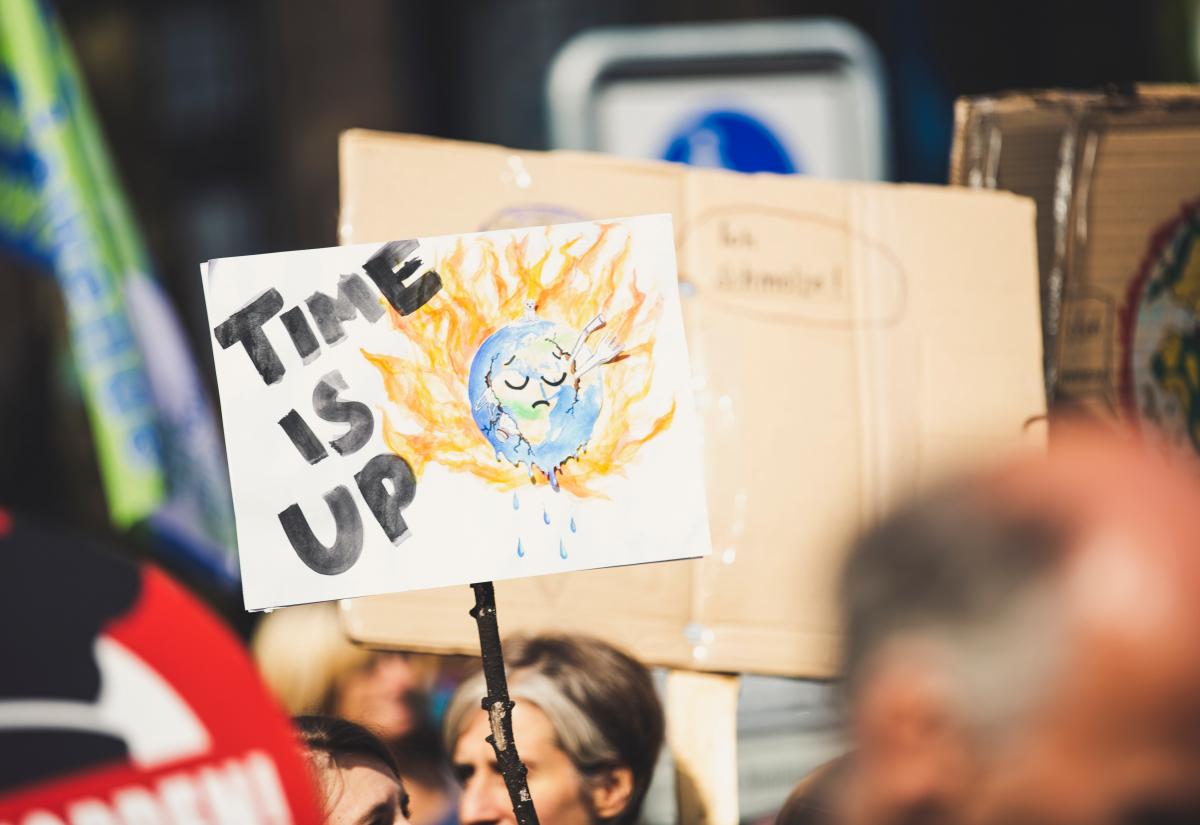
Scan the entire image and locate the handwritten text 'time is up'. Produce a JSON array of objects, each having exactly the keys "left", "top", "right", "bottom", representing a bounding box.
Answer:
[{"left": 212, "top": 240, "right": 442, "bottom": 577}]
